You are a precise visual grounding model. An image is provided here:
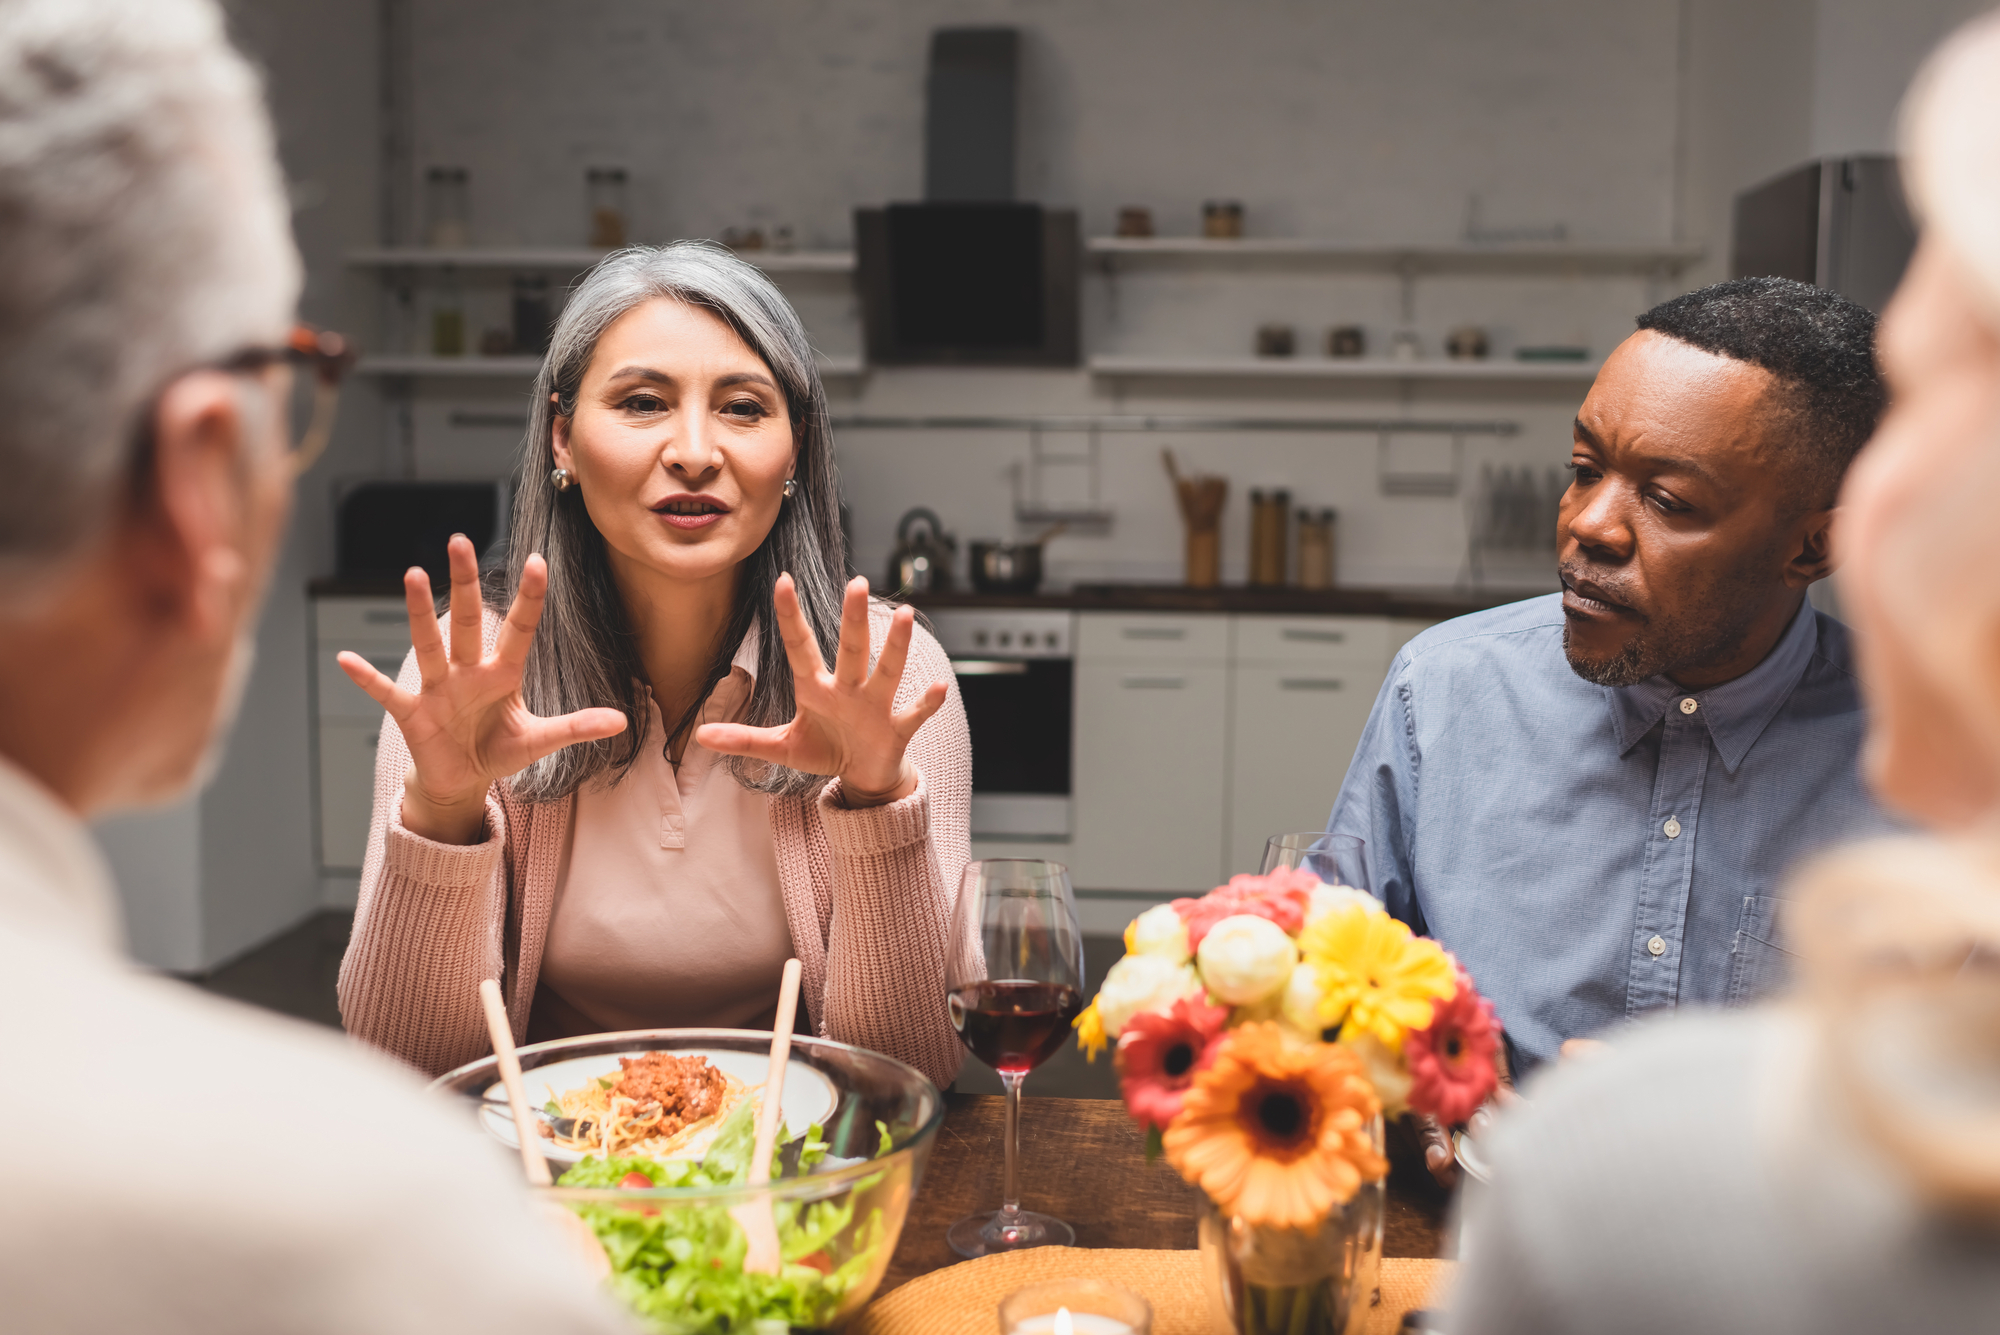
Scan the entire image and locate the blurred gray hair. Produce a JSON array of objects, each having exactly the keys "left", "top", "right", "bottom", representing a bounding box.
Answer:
[
  {"left": 506, "top": 242, "right": 850, "bottom": 801},
  {"left": 0, "top": 0, "right": 300, "bottom": 590}
]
